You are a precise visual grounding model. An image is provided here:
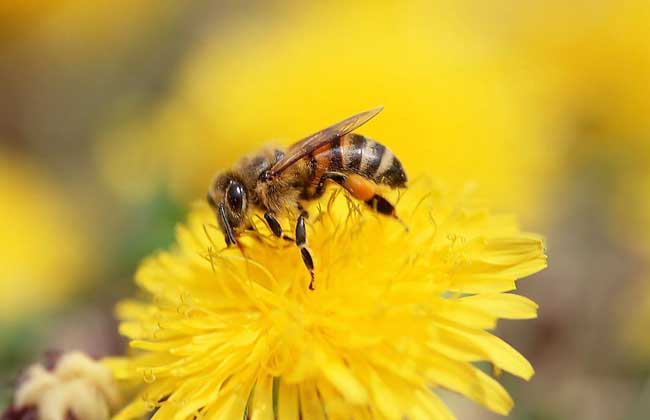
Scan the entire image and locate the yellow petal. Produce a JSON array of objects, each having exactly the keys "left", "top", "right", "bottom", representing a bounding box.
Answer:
[
  {"left": 251, "top": 375, "right": 274, "bottom": 420},
  {"left": 460, "top": 293, "right": 538, "bottom": 320},
  {"left": 322, "top": 358, "right": 368, "bottom": 405},
  {"left": 277, "top": 382, "right": 299, "bottom": 420},
  {"left": 436, "top": 299, "right": 498, "bottom": 329},
  {"left": 419, "top": 391, "right": 457, "bottom": 420},
  {"left": 368, "top": 370, "right": 401, "bottom": 419},
  {"left": 450, "top": 274, "right": 517, "bottom": 293},
  {"left": 299, "top": 382, "right": 326, "bottom": 420},
  {"left": 112, "top": 398, "right": 150, "bottom": 420},
  {"left": 470, "top": 237, "right": 545, "bottom": 266},
  {"left": 425, "top": 353, "right": 513, "bottom": 415},
  {"left": 202, "top": 392, "right": 239, "bottom": 420},
  {"left": 436, "top": 320, "right": 534, "bottom": 379}
]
